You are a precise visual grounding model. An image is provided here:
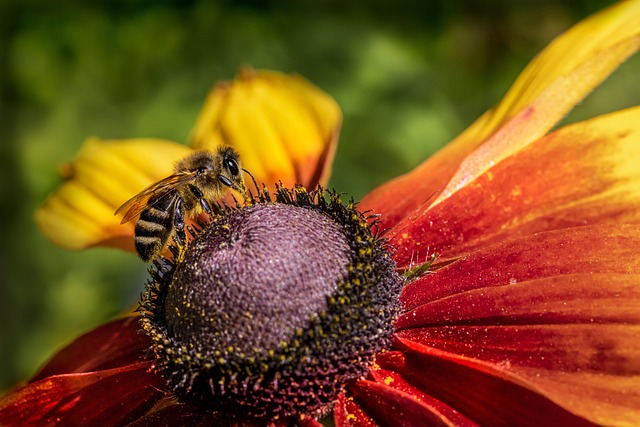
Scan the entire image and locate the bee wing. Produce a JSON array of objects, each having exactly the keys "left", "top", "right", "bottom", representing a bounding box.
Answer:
[{"left": 115, "top": 173, "right": 196, "bottom": 224}]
